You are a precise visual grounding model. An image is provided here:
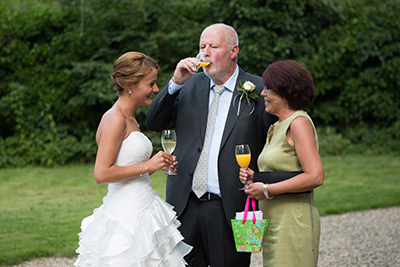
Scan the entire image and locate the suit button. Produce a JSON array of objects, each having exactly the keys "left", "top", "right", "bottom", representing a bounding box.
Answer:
[{"left": 197, "top": 148, "right": 201, "bottom": 153}]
